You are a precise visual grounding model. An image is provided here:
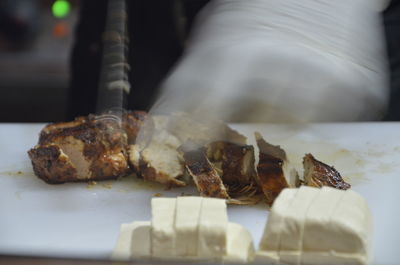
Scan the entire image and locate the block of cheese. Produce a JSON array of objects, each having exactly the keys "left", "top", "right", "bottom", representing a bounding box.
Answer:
[
  {"left": 130, "top": 221, "right": 151, "bottom": 259},
  {"left": 112, "top": 221, "right": 150, "bottom": 261},
  {"left": 301, "top": 189, "right": 372, "bottom": 265},
  {"left": 198, "top": 197, "right": 228, "bottom": 258},
  {"left": 112, "top": 197, "right": 254, "bottom": 263},
  {"left": 257, "top": 188, "right": 298, "bottom": 264},
  {"left": 256, "top": 186, "right": 372, "bottom": 265},
  {"left": 175, "top": 196, "right": 203, "bottom": 256},
  {"left": 302, "top": 187, "right": 346, "bottom": 253},
  {"left": 224, "top": 223, "right": 255, "bottom": 263},
  {"left": 151, "top": 198, "right": 176, "bottom": 258},
  {"left": 279, "top": 186, "right": 320, "bottom": 265}
]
